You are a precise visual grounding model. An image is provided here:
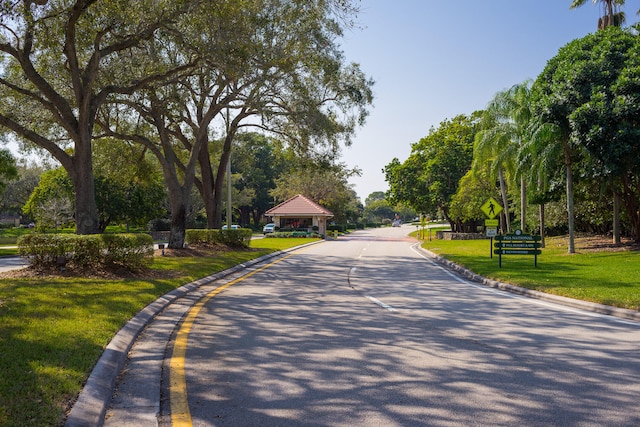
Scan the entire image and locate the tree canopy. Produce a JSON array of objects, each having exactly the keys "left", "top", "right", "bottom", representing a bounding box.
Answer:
[
  {"left": 532, "top": 26, "right": 640, "bottom": 241},
  {"left": 384, "top": 114, "right": 478, "bottom": 228},
  {"left": 0, "top": 1, "right": 372, "bottom": 244},
  {"left": 0, "top": 0, "right": 196, "bottom": 233}
]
